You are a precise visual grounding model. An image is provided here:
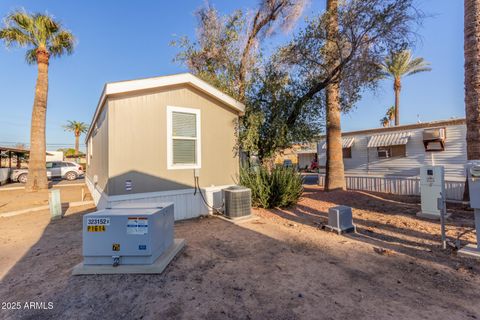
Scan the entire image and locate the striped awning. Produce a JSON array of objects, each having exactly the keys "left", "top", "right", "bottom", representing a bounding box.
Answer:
[
  {"left": 367, "top": 132, "right": 411, "bottom": 148},
  {"left": 321, "top": 137, "right": 355, "bottom": 149}
]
